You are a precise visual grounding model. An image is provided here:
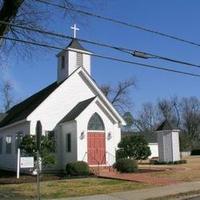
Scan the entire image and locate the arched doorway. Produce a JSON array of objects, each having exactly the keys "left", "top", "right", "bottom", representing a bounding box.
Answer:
[{"left": 87, "top": 113, "right": 106, "bottom": 165}]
